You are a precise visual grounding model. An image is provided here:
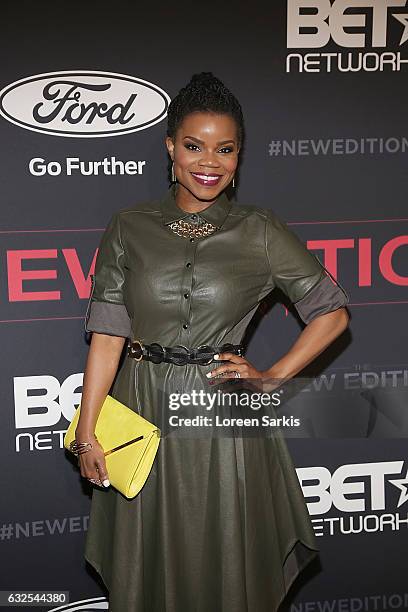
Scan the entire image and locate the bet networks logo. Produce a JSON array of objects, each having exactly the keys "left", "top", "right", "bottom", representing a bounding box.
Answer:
[
  {"left": 0, "top": 71, "right": 170, "bottom": 137},
  {"left": 286, "top": 0, "right": 408, "bottom": 73},
  {"left": 298, "top": 460, "right": 408, "bottom": 537}
]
